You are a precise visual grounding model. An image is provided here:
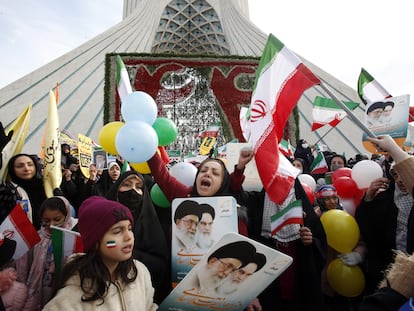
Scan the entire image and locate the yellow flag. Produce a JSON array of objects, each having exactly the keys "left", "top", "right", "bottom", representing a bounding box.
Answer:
[
  {"left": 199, "top": 136, "right": 216, "bottom": 155},
  {"left": 39, "top": 82, "right": 59, "bottom": 159},
  {"left": 78, "top": 134, "right": 92, "bottom": 179},
  {"left": 0, "top": 104, "right": 32, "bottom": 181},
  {"left": 43, "top": 90, "right": 62, "bottom": 198}
]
